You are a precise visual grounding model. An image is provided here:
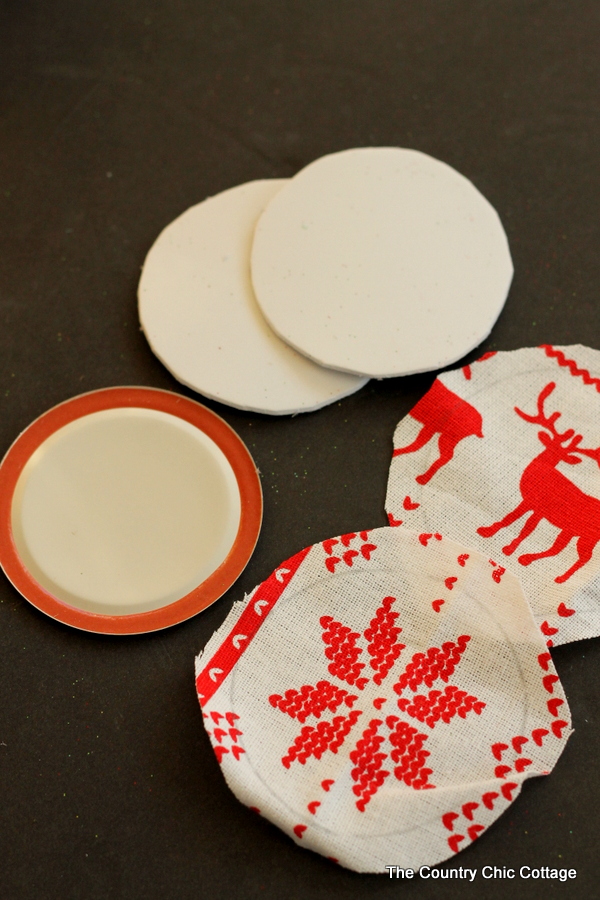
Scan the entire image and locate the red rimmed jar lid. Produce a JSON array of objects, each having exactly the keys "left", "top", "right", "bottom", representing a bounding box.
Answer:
[{"left": 0, "top": 387, "right": 262, "bottom": 634}]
